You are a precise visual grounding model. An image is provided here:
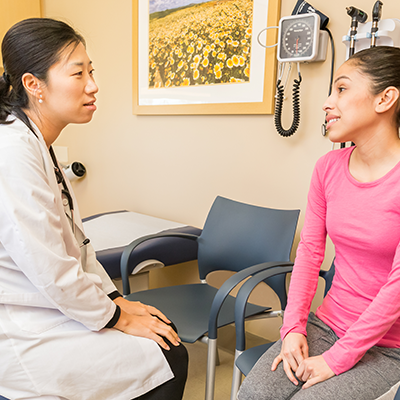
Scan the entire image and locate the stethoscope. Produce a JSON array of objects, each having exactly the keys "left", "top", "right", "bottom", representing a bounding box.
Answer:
[{"left": 49, "top": 146, "right": 90, "bottom": 248}]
